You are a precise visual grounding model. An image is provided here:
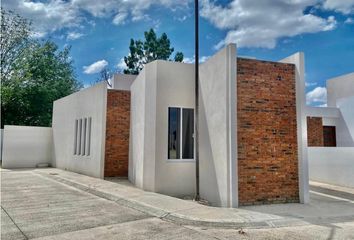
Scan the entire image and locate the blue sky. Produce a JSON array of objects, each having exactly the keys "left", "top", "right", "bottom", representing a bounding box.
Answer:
[{"left": 3, "top": 0, "right": 354, "bottom": 106}]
